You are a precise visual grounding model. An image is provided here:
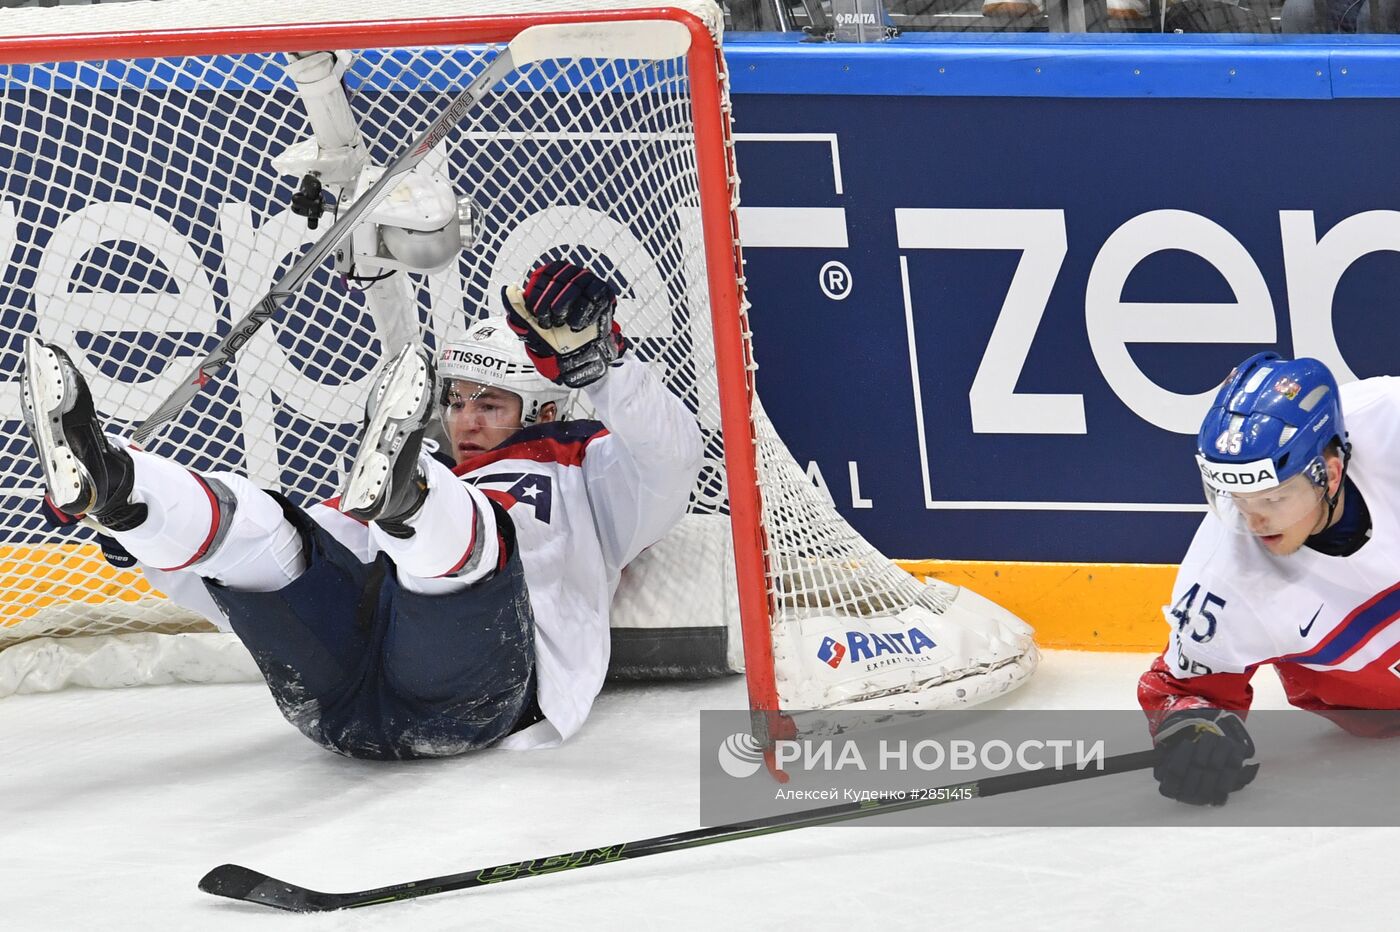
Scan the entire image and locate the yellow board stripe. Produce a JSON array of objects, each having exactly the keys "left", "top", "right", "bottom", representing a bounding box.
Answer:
[
  {"left": 898, "top": 559, "right": 1175, "bottom": 652},
  {"left": 0, "top": 545, "right": 1172, "bottom": 653},
  {"left": 0, "top": 544, "right": 159, "bottom": 629}
]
